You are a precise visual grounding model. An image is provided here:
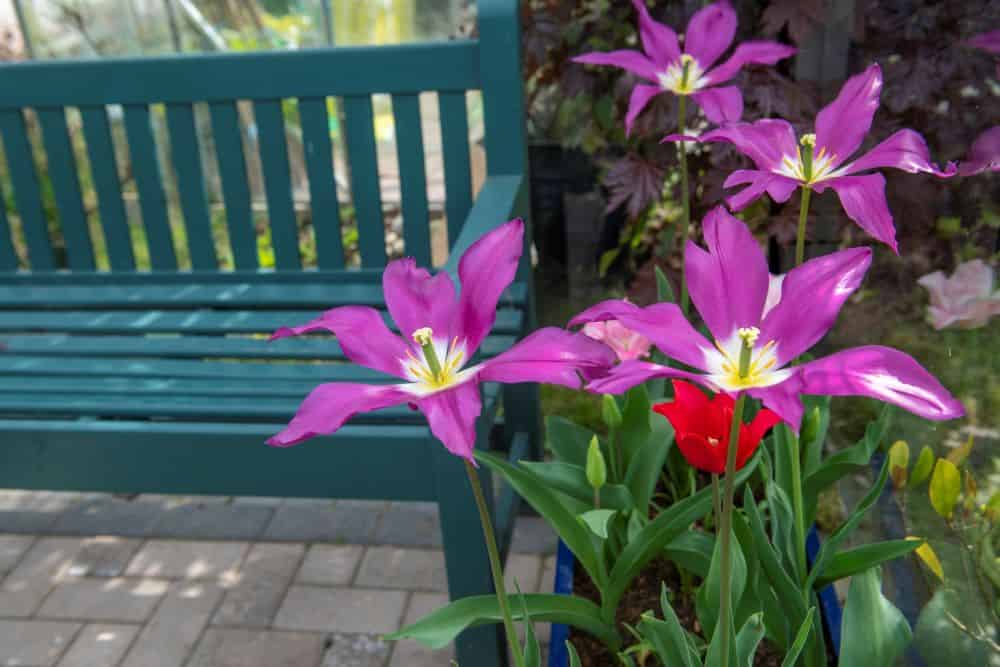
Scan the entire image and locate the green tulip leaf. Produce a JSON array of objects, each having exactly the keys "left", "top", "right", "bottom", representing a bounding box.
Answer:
[{"left": 839, "top": 567, "right": 912, "bottom": 667}]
